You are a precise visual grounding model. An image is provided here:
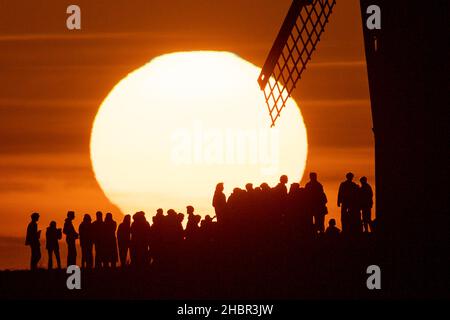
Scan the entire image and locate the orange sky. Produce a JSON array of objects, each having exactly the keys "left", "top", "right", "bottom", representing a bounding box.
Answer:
[{"left": 0, "top": 0, "right": 373, "bottom": 269}]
